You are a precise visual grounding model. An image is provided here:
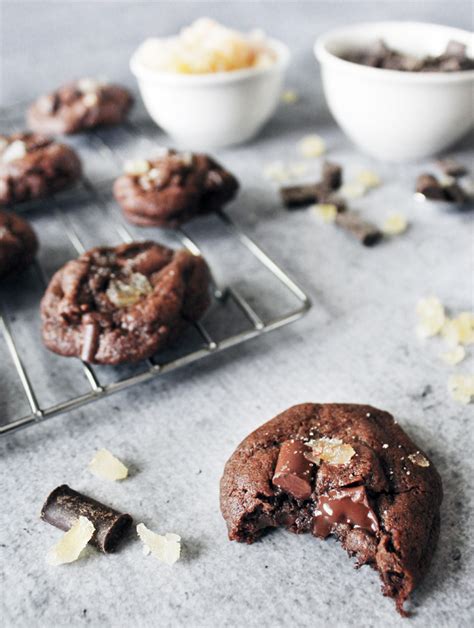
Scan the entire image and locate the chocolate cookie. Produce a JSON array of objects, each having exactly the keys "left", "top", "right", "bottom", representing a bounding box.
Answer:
[
  {"left": 40, "top": 241, "right": 210, "bottom": 365},
  {"left": 0, "top": 133, "right": 82, "bottom": 206},
  {"left": 0, "top": 210, "right": 38, "bottom": 278},
  {"left": 220, "top": 403, "right": 442, "bottom": 615},
  {"left": 27, "top": 78, "right": 133, "bottom": 135},
  {"left": 113, "top": 150, "right": 239, "bottom": 228}
]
